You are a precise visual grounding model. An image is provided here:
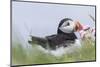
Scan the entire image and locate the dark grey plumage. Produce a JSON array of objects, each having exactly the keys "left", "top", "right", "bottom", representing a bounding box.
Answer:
[{"left": 28, "top": 18, "right": 77, "bottom": 50}]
